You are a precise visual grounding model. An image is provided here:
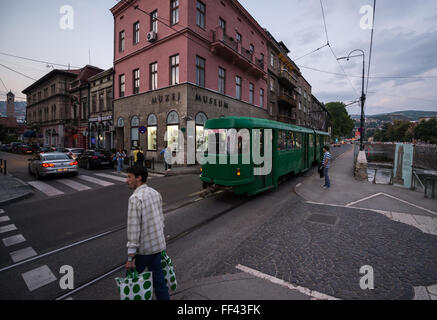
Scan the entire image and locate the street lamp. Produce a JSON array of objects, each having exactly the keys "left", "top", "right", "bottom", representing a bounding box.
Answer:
[{"left": 337, "top": 49, "right": 366, "bottom": 151}]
